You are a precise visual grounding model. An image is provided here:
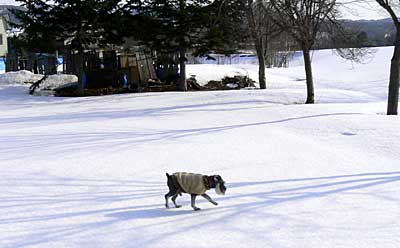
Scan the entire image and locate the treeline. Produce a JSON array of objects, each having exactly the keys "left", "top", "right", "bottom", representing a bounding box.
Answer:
[
  {"left": 315, "top": 18, "right": 397, "bottom": 49},
  {"left": 8, "top": 0, "right": 400, "bottom": 114}
]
